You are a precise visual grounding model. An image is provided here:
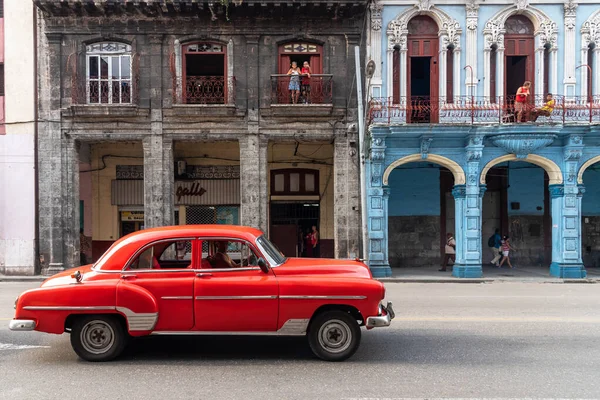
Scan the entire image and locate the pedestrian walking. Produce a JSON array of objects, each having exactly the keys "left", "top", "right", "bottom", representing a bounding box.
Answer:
[
  {"left": 439, "top": 233, "right": 455, "bottom": 271},
  {"left": 498, "top": 235, "right": 516, "bottom": 269},
  {"left": 310, "top": 225, "right": 320, "bottom": 258},
  {"left": 488, "top": 228, "right": 502, "bottom": 267}
]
